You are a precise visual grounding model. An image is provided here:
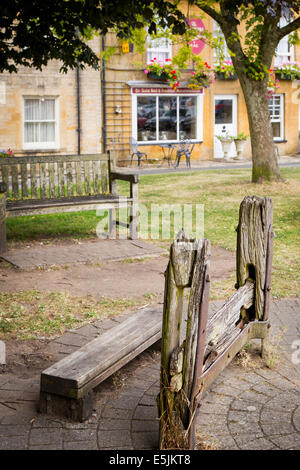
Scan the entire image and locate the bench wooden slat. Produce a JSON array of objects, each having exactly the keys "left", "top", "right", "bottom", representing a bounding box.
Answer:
[
  {"left": 11, "top": 165, "right": 19, "bottom": 199},
  {"left": 30, "top": 164, "right": 38, "bottom": 199},
  {"left": 1, "top": 166, "right": 9, "bottom": 190},
  {"left": 40, "top": 307, "right": 162, "bottom": 399},
  {"left": 48, "top": 163, "right": 56, "bottom": 198},
  {"left": 66, "top": 162, "right": 73, "bottom": 197},
  {"left": 84, "top": 161, "right": 90, "bottom": 195},
  {"left": 39, "top": 163, "right": 47, "bottom": 199},
  {"left": 101, "top": 161, "right": 108, "bottom": 194},
  {"left": 93, "top": 161, "right": 100, "bottom": 194},
  {"left": 58, "top": 162, "right": 65, "bottom": 197},
  {"left": 6, "top": 195, "right": 132, "bottom": 218},
  {"left": 21, "top": 164, "right": 28, "bottom": 199},
  {"left": 75, "top": 162, "right": 82, "bottom": 196}
]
